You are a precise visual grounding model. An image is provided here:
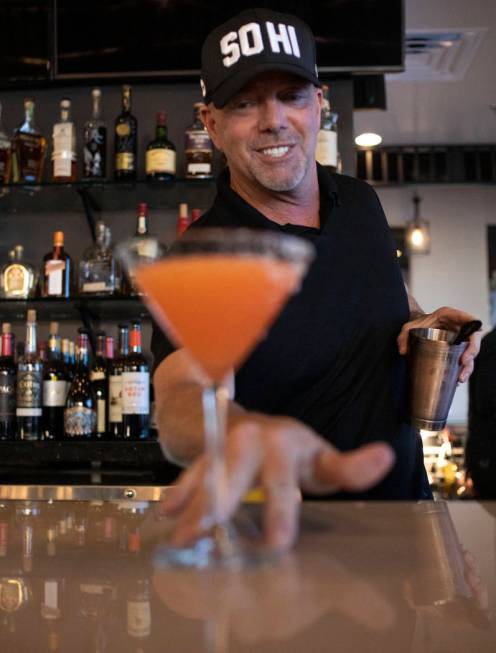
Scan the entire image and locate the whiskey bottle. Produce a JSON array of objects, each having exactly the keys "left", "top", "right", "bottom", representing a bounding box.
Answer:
[
  {"left": 122, "top": 321, "right": 149, "bottom": 440},
  {"left": 0, "top": 245, "right": 37, "bottom": 299},
  {"left": 0, "top": 323, "right": 16, "bottom": 440},
  {"left": 114, "top": 85, "right": 137, "bottom": 181},
  {"left": 0, "top": 101, "right": 12, "bottom": 185},
  {"left": 42, "top": 322, "right": 69, "bottom": 440},
  {"left": 12, "top": 98, "right": 47, "bottom": 184},
  {"left": 42, "top": 231, "right": 72, "bottom": 298},
  {"left": 145, "top": 110, "right": 176, "bottom": 181},
  {"left": 108, "top": 324, "right": 128, "bottom": 439},
  {"left": 83, "top": 88, "right": 107, "bottom": 180},
  {"left": 16, "top": 309, "right": 43, "bottom": 440},
  {"left": 52, "top": 98, "right": 77, "bottom": 183},
  {"left": 79, "top": 221, "right": 118, "bottom": 295},
  {"left": 90, "top": 330, "right": 107, "bottom": 439},
  {"left": 185, "top": 102, "right": 213, "bottom": 179},
  {"left": 315, "top": 84, "right": 339, "bottom": 174},
  {"left": 64, "top": 329, "right": 97, "bottom": 439}
]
